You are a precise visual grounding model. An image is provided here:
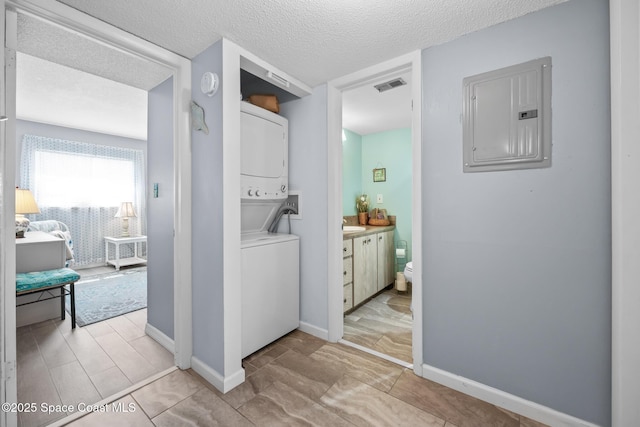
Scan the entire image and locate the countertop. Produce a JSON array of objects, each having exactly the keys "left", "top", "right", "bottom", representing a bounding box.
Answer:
[{"left": 342, "top": 224, "right": 395, "bottom": 240}]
